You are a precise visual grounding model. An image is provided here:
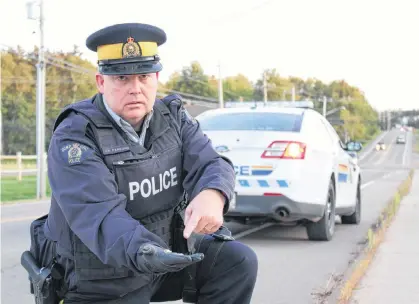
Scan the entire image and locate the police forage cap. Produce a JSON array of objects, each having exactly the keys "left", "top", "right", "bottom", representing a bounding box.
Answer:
[{"left": 86, "top": 23, "right": 167, "bottom": 75}]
